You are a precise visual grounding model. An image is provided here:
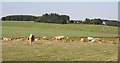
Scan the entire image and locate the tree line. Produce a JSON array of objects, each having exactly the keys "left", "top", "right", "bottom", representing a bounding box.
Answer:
[
  {"left": 1, "top": 13, "right": 119, "bottom": 26},
  {"left": 1, "top": 15, "right": 37, "bottom": 21},
  {"left": 83, "top": 18, "right": 119, "bottom": 27},
  {"left": 1, "top": 13, "right": 70, "bottom": 24}
]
